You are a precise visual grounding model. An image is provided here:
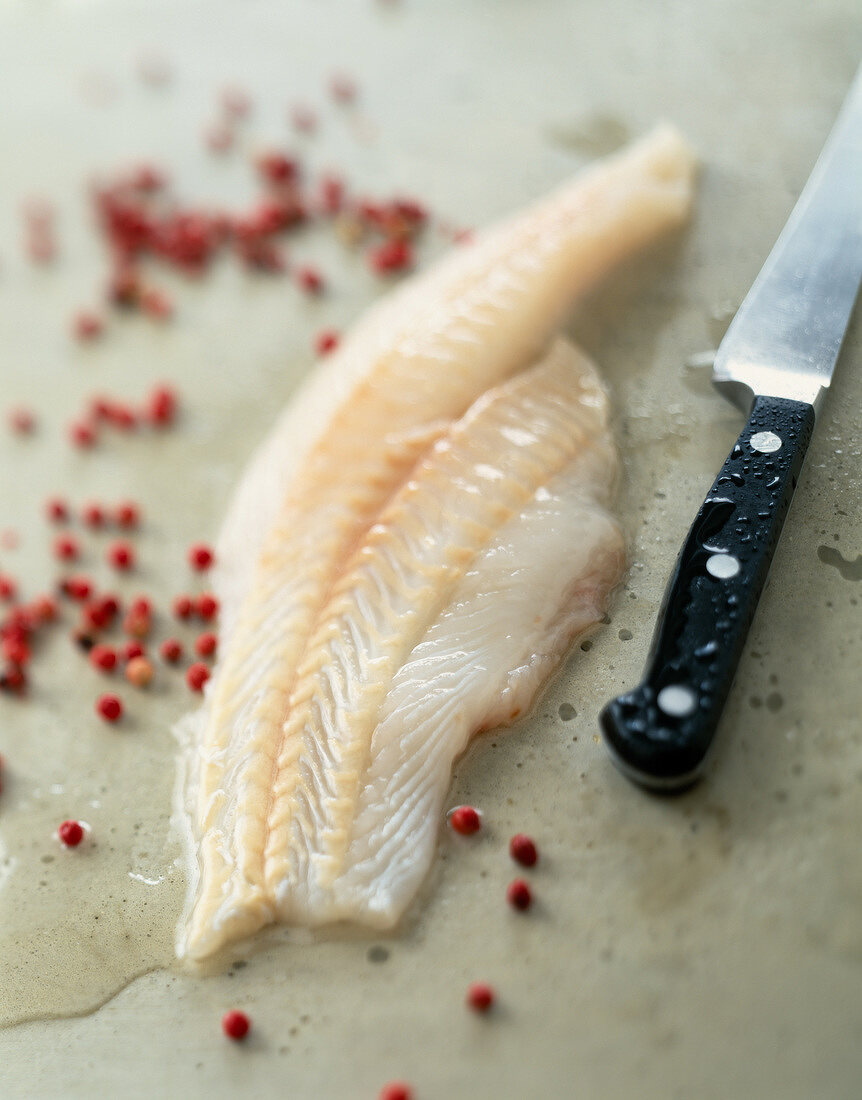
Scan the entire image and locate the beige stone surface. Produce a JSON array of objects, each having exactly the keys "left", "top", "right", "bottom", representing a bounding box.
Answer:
[{"left": 0, "top": 1, "right": 860, "bottom": 1097}]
